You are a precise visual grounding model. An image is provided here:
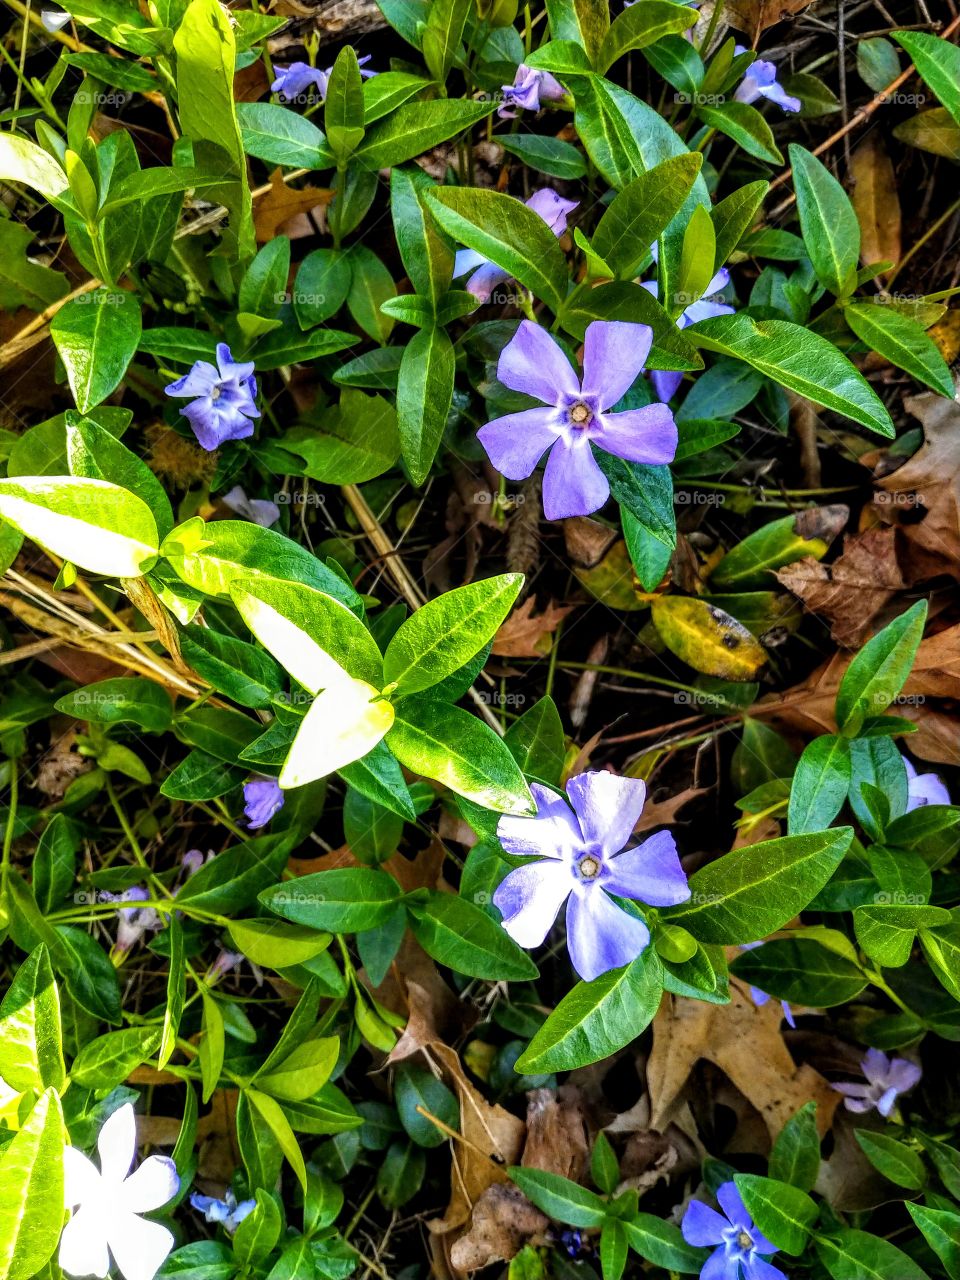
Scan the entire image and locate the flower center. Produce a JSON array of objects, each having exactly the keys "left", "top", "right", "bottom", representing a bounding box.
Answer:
[
  {"left": 211, "top": 384, "right": 222, "bottom": 401},
  {"left": 577, "top": 854, "right": 601, "bottom": 880},
  {"left": 569, "top": 400, "right": 592, "bottom": 427},
  {"left": 737, "top": 1231, "right": 753, "bottom": 1251}
]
